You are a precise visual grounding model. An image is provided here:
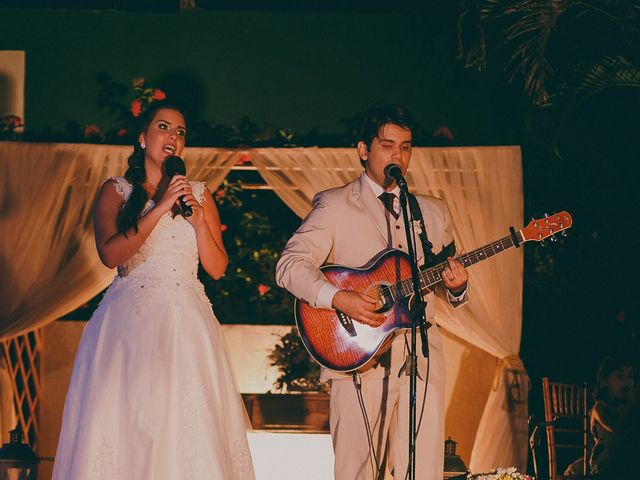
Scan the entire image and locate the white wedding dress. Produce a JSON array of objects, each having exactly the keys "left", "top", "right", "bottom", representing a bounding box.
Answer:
[{"left": 52, "top": 177, "right": 255, "bottom": 480}]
